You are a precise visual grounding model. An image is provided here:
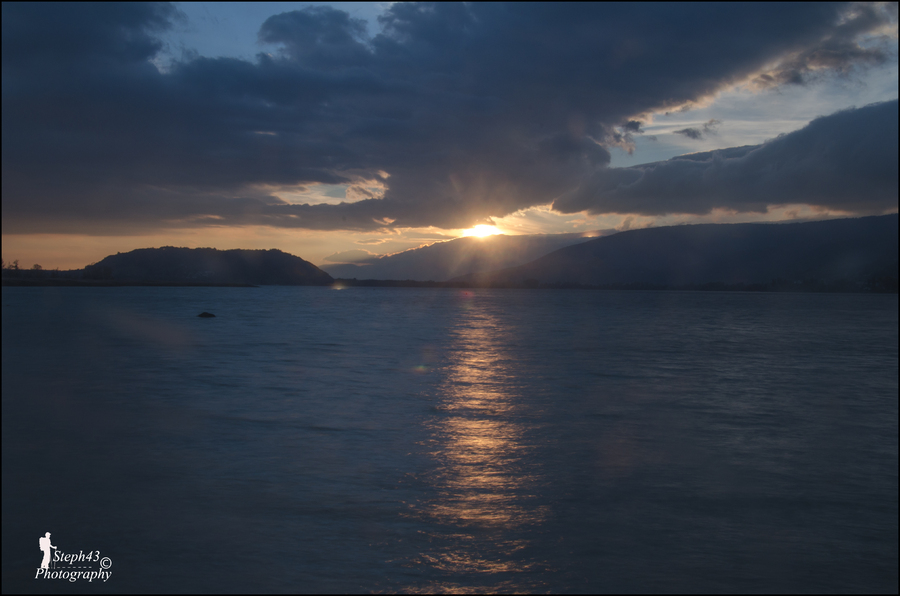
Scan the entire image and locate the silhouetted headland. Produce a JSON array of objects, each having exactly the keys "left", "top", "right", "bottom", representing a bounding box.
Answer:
[
  {"left": 3, "top": 216, "right": 896, "bottom": 291},
  {"left": 2, "top": 247, "right": 333, "bottom": 286},
  {"left": 322, "top": 231, "right": 606, "bottom": 281},
  {"left": 453, "top": 214, "right": 898, "bottom": 292}
]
